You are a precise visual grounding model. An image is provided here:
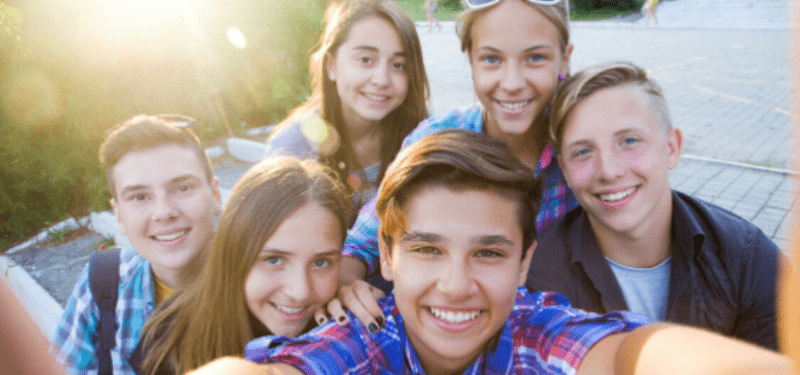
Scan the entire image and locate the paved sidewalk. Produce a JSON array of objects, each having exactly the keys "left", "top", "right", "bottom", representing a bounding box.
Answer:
[{"left": 3, "top": 0, "right": 798, "bottom": 342}]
